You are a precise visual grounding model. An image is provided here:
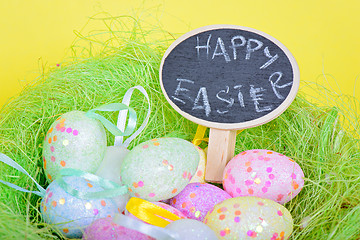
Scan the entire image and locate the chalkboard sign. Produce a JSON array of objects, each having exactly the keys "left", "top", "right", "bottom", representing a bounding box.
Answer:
[{"left": 160, "top": 25, "right": 299, "bottom": 130}]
